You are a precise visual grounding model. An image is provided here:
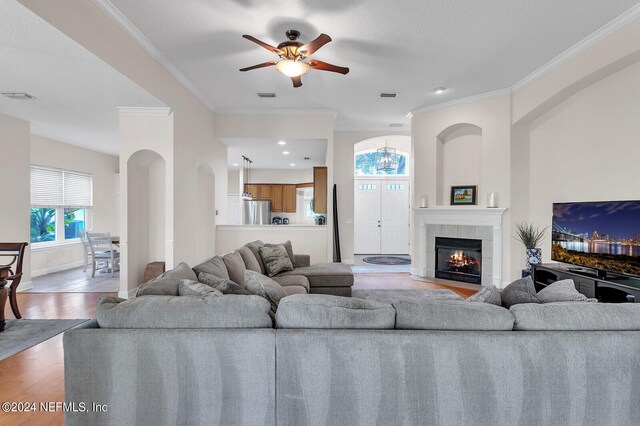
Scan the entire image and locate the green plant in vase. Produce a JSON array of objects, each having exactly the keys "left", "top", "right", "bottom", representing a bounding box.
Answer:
[{"left": 514, "top": 222, "right": 547, "bottom": 271}]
